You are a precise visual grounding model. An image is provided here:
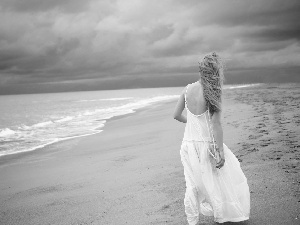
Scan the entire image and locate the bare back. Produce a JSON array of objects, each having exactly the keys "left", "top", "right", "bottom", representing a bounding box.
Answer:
[{"left": 185, "top": 82, "right": 207, "bottom": 116}]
